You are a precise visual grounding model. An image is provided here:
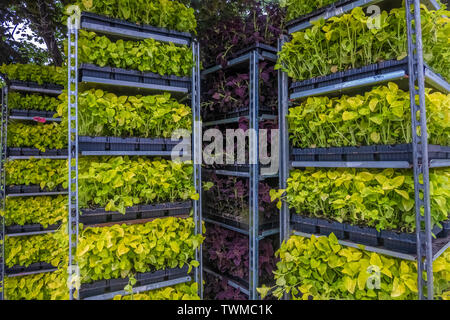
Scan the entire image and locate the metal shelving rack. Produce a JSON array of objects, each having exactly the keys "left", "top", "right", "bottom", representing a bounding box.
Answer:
[
  {"left": 66, "top": 10, "right": 202, "bottom": 300},
  {"left": 201, "top": 46, "right": 279, "bottom": 300},
  {"left": 279, "top": 0, "right": 450, "bottom": 300},
  {"left": 0, "top": 75, "right": 66, "bottom": 300}
]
